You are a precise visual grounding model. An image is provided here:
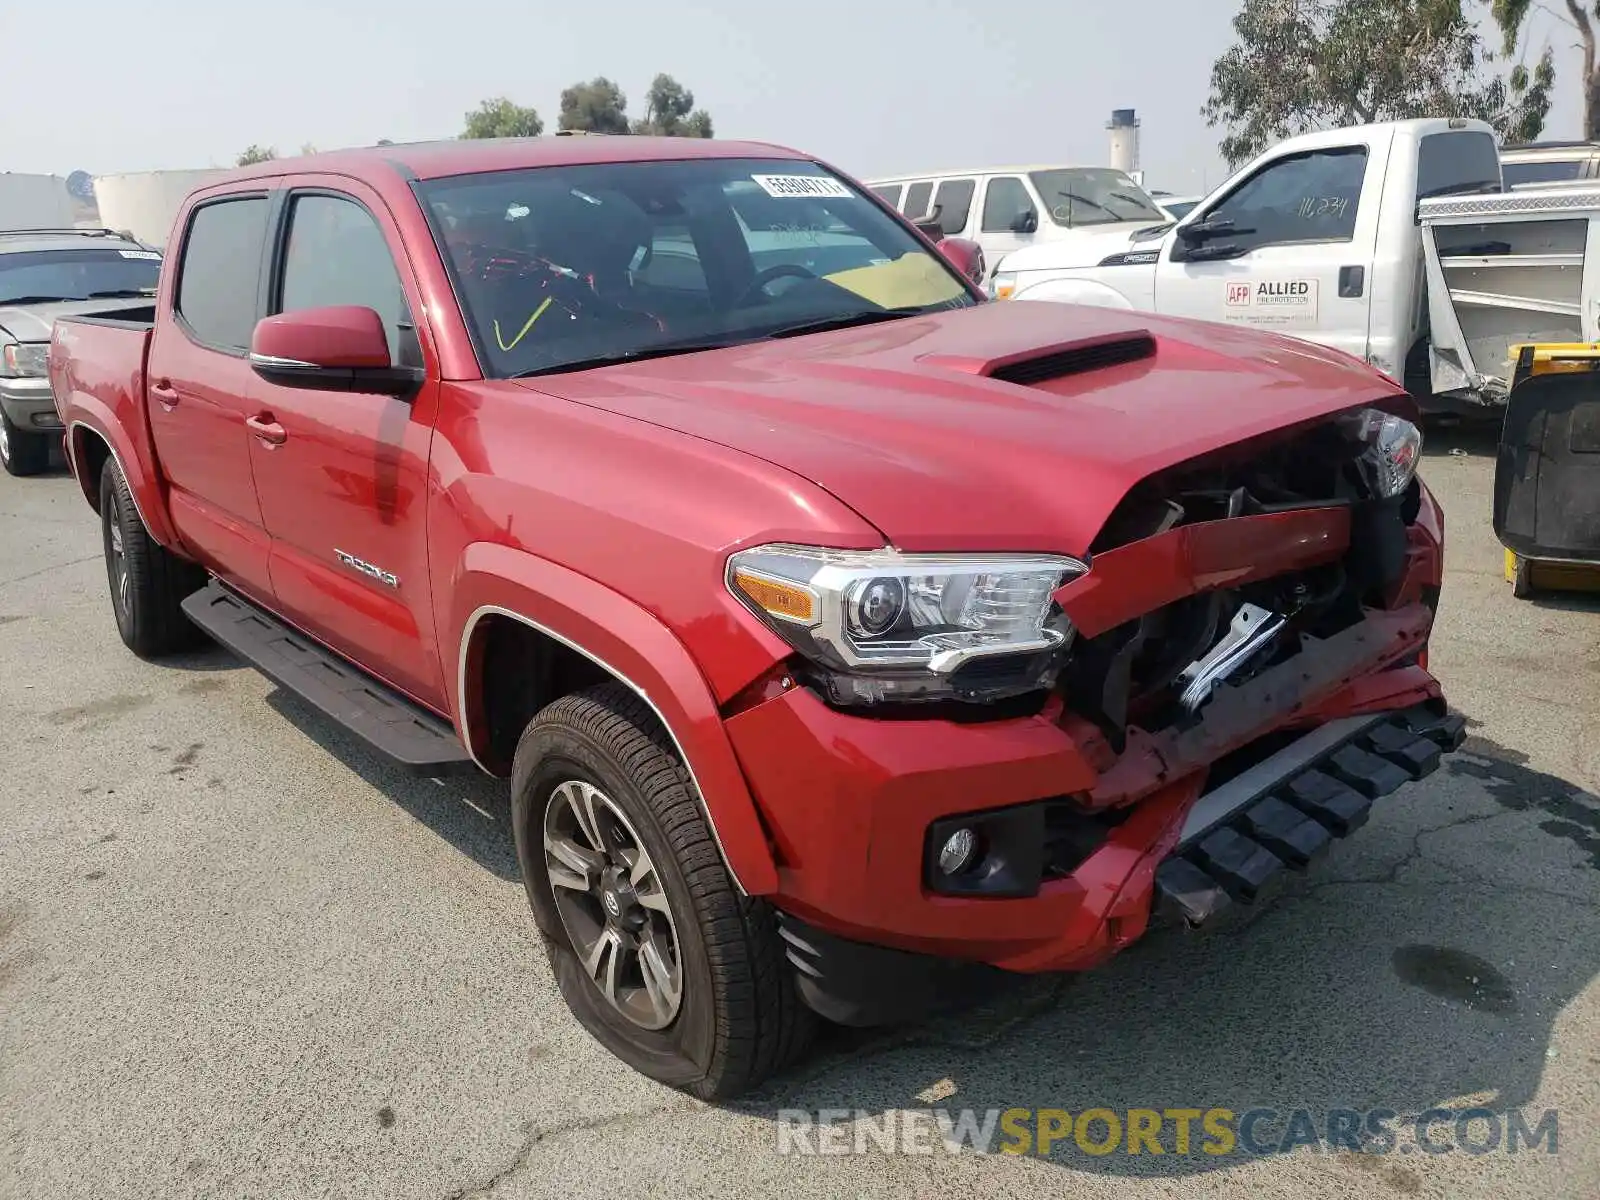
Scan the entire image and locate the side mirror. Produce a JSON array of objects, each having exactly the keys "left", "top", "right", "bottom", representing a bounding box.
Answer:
[
  {"left": 1009, "top": 210, "right": 1038, "bottom": 234},
  {"left": 1179, "top": 216, "right": 1254, "bottom": 243},
  {"left": 249, "top": 305, "right": 423, "bottom": 396},
  {"left": 913, "top": 217, "right": 946, "bottom": 243},
  {"left": 936, "top": 236, "right": 986, "bottom": 285}
]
